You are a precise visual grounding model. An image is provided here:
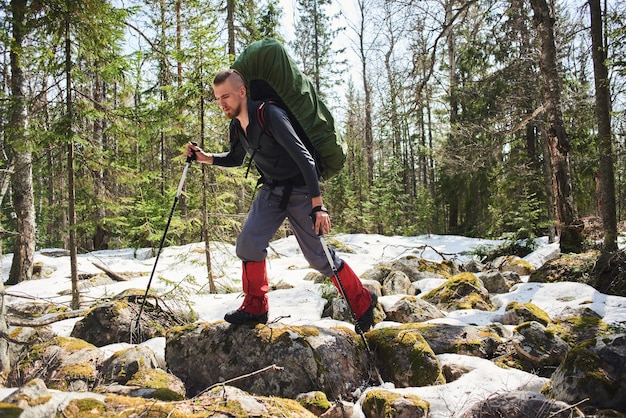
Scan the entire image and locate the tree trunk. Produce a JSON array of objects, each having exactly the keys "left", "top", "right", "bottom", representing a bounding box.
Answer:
[
  {"left": 199, "top": 81, "right": 216, "bottom": 293},
  {"left": 357, "top": 0, "right": 374, "bottom": 185},
  {"left": 529, "top": 0, "right": 582, "bottom": 253},
  {"left": 93, "top": 73, "right": 108, "bottom": 250},
  {"left": 0, "top": 240, "right": 11, "bottom": 378},
  {"left": 7, "top": 0, "right": 35, "bottom": 286},
  {"left": 65, "top": 13, "right": 80, "bottom": 310},
  {"left": 227, "top": 0, "right": 235, "bottom": 55},
  {"left": 589, "top": 0, "right": 617, "bottom": 252},
  {"left": 445, "top": 0, "right": 460, "bottom": 232}
]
